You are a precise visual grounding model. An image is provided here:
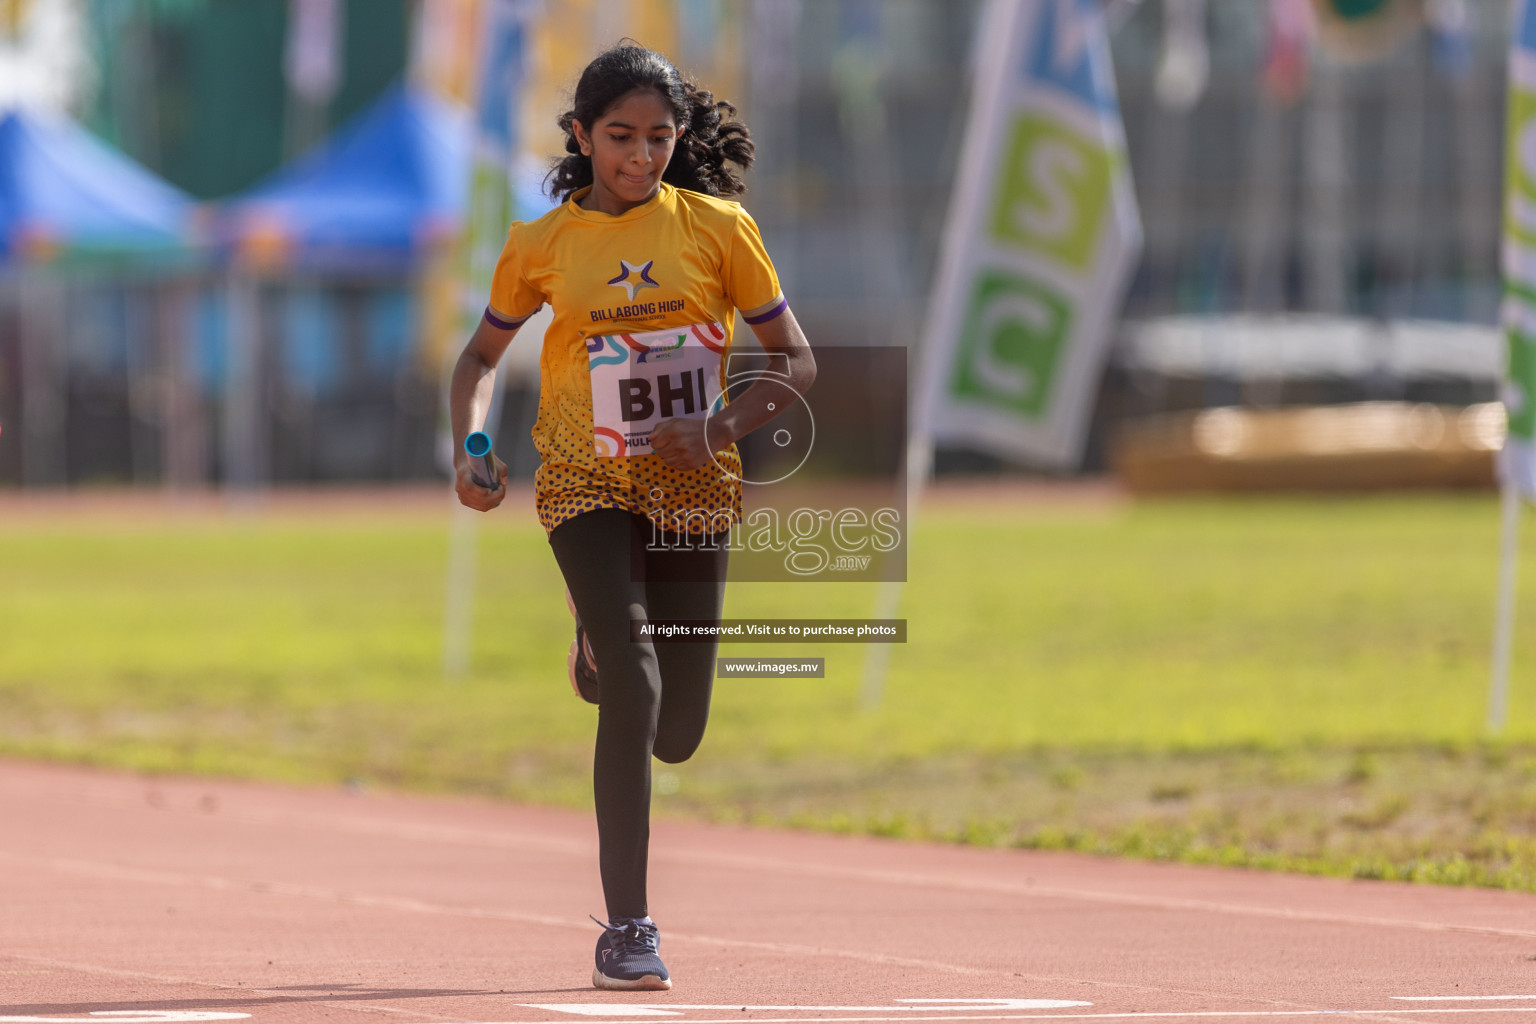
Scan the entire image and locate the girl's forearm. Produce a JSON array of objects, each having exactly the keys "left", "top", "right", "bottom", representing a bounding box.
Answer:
[
  {"left": 707, "top": 349, "right": 816, "bottom": 450},
  {"left": 449, "top": 348, "right": 499, "bottom": 465}
]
